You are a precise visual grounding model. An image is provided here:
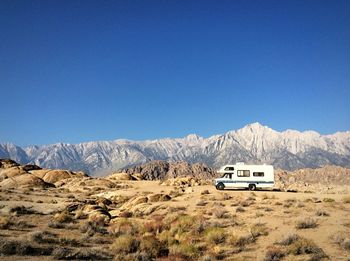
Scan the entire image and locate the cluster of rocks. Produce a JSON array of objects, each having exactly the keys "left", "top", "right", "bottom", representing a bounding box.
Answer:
[
  {"left": 160, "top": 176, "right": 207, "bottom": 187},
  {"left": 64, "top": 193, "right": 172, "bottom": 224},
  {"left": 275, "top": 165, "right": 350, "bottom": 193},
  {"left": 121, "top": 160, "right": 216, "bottom": 180},
  {"left": 0, "top": 159, "right": 87, "bottom": 189}
]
